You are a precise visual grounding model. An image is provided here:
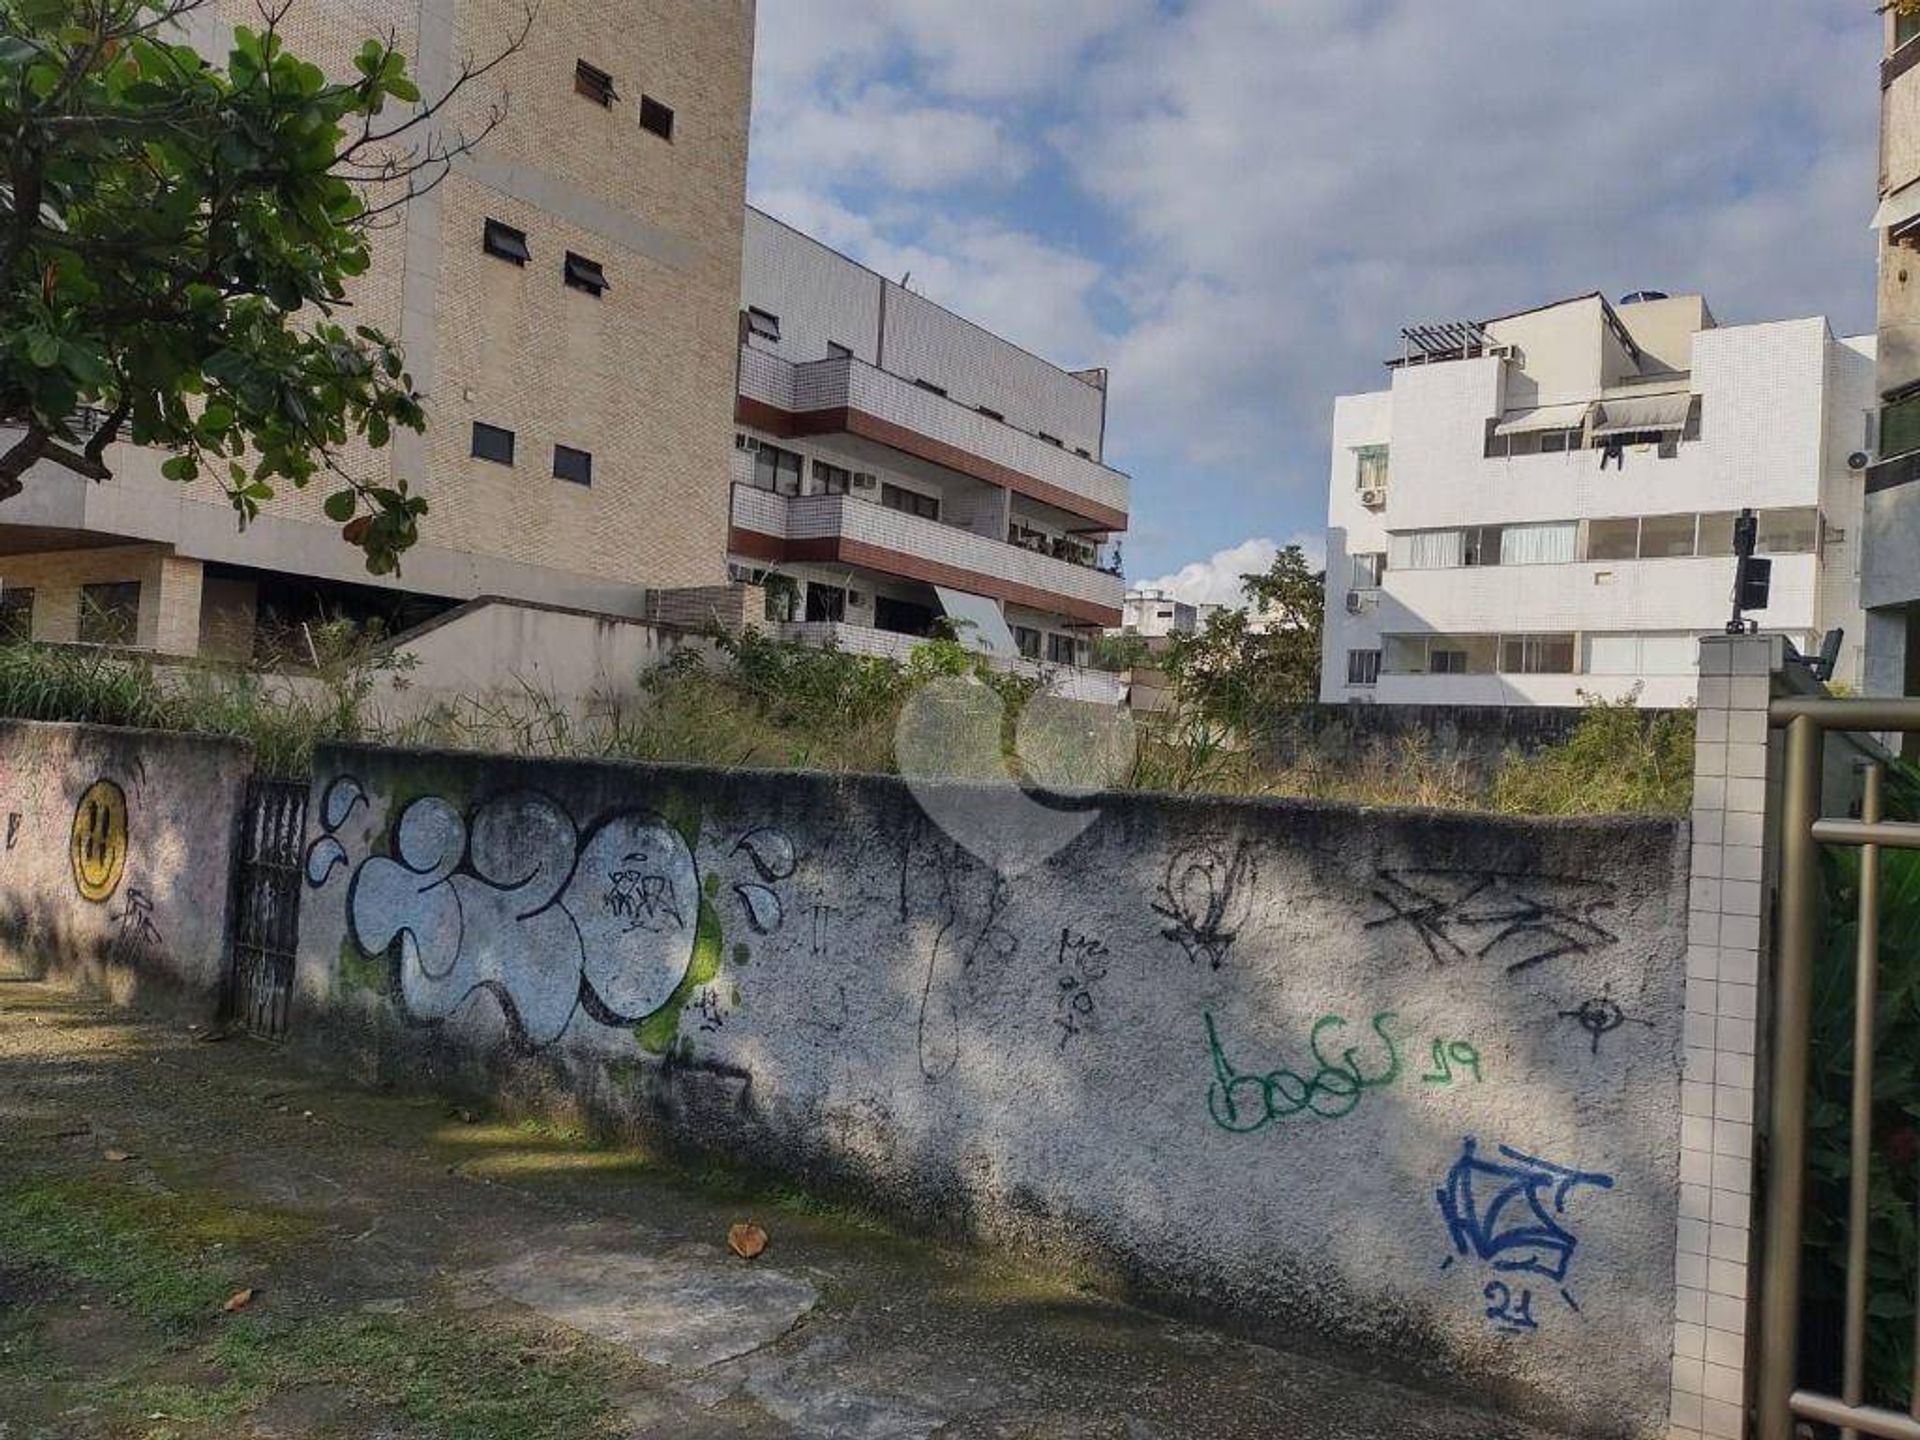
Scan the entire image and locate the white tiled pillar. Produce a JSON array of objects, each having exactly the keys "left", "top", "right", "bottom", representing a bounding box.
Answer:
[{"left": 1669, "top": 633, "right": 1782, "bottom": 1440}]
